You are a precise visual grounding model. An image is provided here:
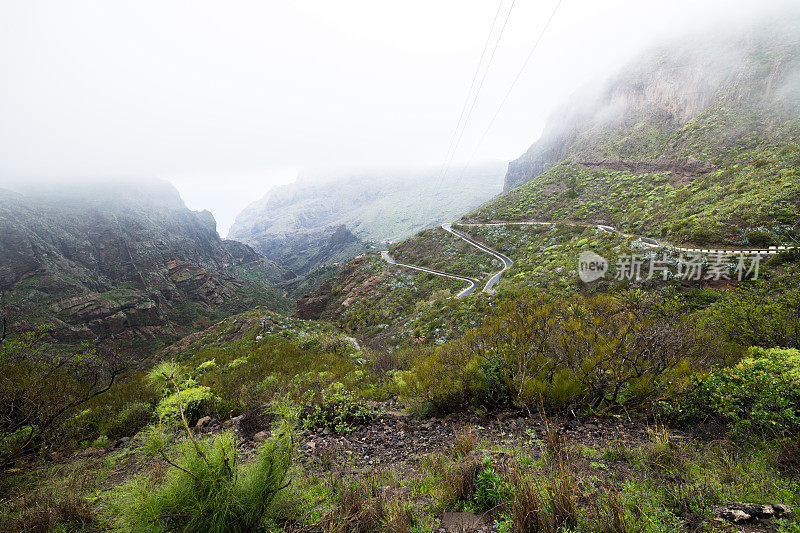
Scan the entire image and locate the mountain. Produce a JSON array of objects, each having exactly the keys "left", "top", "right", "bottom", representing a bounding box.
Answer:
[
  {"left": 477, "top": 15, "right": 800, "bottom": 246},
  {"left": 298, "top": 14, "right": 800, "bottom": 348},
  {"left": 504, "top": 15, "right": 800, "bottom": 194},
  {"left": 0, "top": 179, "right": 293, "bottom": 343},
  {"left": 228, "top": 162, "right": 505, "bottom": 275}
]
